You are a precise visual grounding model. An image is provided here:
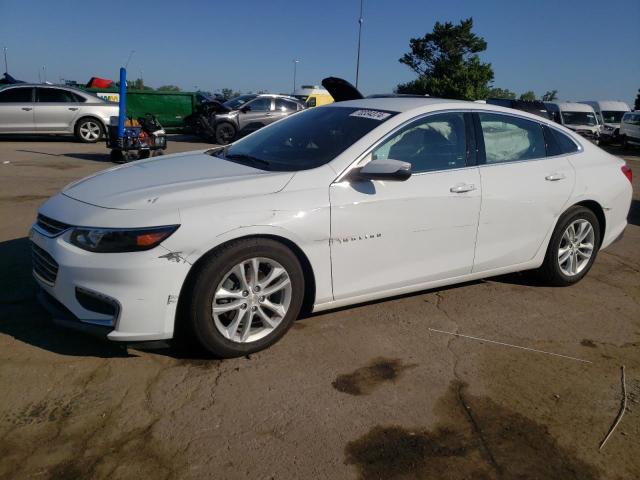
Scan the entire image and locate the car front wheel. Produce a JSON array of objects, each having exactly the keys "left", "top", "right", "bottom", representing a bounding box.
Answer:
[
  {"left": 184, "top": 239, "right": 305, "bottom": 357},
  {"left": 215, "top": 122, "right": 236, "bottom": 145},
  {"left": 538, "top": 206, "right": 600, "bottom": 286}
]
